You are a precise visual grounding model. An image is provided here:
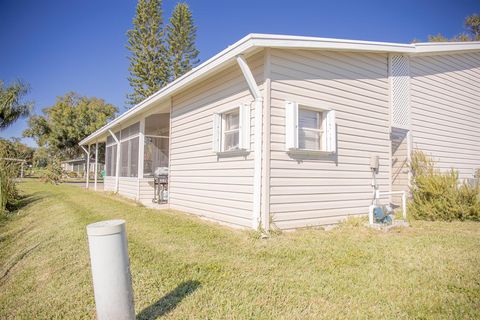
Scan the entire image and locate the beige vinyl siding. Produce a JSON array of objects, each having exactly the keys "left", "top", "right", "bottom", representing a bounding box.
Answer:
[
  {"left": 168, "top": 52, "right": 264, "bottom": 228},
  {"left": 117, "top": 177, "right": 138, "bottom": 200},
  {"left": 410, "top": 52, "right": 480, "bottom": 180},
  {"left": 391, "top": 128, "right": 409, "bottom": 205},
  {"left": 139, "top": 178, "right": 155, "bottom": 203},
  {"left": 103, "top": 176, "right": 116, "bottom": 192},
  {"left": 269, "top": 49, "right": 390, "bottom": 230}
]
